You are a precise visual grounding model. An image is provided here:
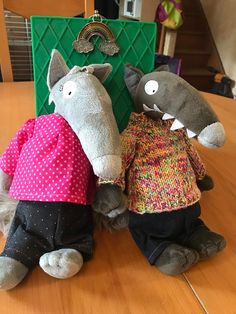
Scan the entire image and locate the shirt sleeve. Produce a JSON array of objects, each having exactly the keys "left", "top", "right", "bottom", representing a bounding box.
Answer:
[
  {"left": 99, "top": 117, "right": 138, "bottom": 191},
  {"left": 184, "top": 135, "right": 207, "bottom": 180},
  {"left": 0, "top": 118, "right": 35, "bottom": 176}
]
